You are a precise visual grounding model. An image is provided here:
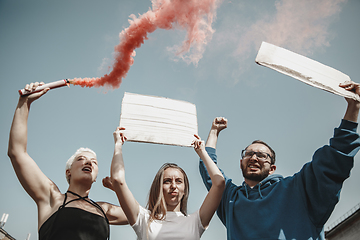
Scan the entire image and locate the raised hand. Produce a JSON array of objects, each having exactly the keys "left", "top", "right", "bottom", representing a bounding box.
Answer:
[
  {"left": 192, "top": 134, "right": 205, "bottom": 154},
  {"left": 22, "top": 82, "right": 49, "bottom": 103},
  {"left": 211, "top": 117, "right": 228, "bottom": 134},
  {"left": 339, "top": 81, "right": 360, "bottom": 122},
  {"left": 113, "top": 127, "right": 127, "bottom": 145}
]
